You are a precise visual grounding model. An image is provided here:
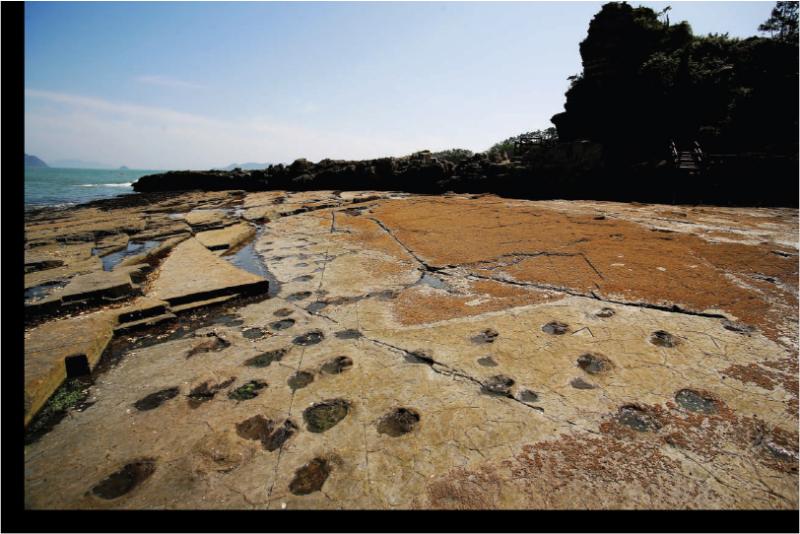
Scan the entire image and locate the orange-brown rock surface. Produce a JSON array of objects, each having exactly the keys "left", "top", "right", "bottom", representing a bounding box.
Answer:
[{"left": 24, "top": 191, "right": 798, "bottom": 509}]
